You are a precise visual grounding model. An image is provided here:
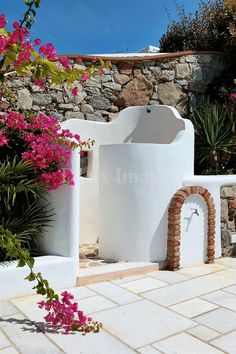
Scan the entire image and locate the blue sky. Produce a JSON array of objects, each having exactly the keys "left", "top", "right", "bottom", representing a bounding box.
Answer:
[{"left": 1, "top": 0, "right": 200, "bottom": 54}]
